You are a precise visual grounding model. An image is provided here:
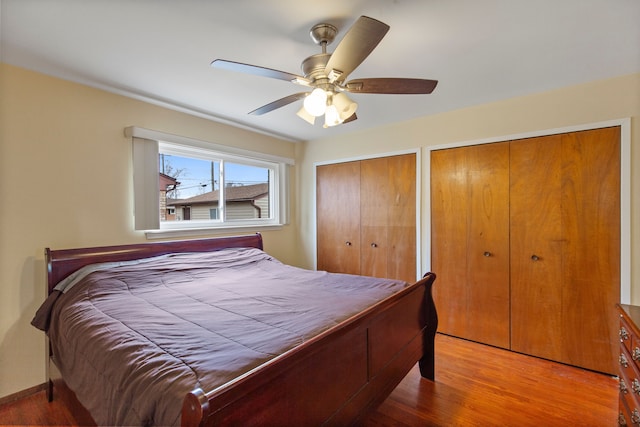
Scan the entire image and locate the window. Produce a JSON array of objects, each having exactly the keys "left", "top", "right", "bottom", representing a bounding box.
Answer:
[
  {"left": 160, "top": 152, "right": 272, "bottom": 223},
  {"left": 128, "top": 127, "right": 292, "bottom": 237}
]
